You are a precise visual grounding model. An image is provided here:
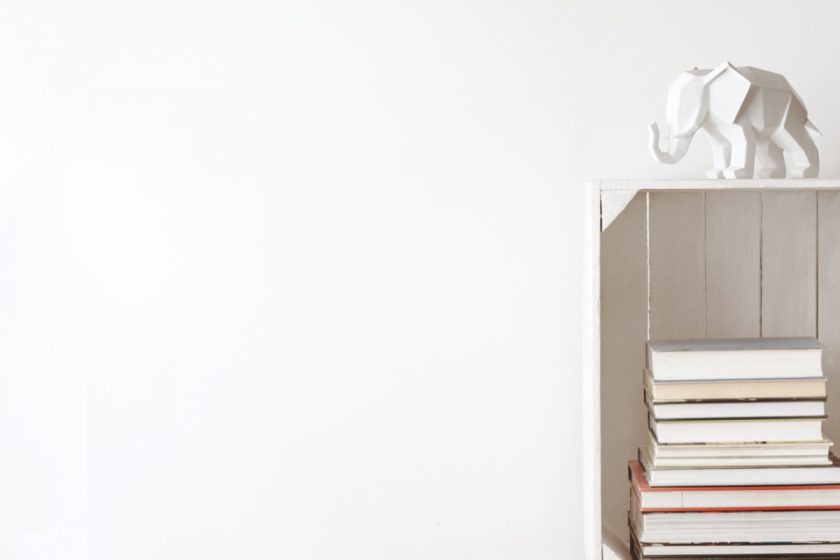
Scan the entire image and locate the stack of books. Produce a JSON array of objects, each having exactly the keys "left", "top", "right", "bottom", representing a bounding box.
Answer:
[{"left": 630, "top": 338, "right": 840, "bottom": 559}]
